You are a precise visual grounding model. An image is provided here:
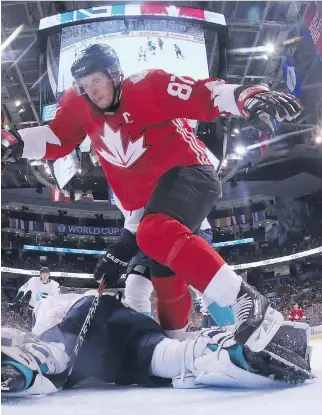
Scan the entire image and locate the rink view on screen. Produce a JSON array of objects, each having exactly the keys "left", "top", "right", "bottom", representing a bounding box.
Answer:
[{"left": 57, "top": 19, "right": 209, "bottom": 97}]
